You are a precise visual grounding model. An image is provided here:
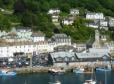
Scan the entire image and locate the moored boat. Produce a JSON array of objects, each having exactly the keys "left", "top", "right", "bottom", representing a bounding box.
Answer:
[
  {"left": 83, "top": 79, "right": 96, "bottom": 84},
  {"left": 48, "top": 68, "right": 65, "bottom": 75},
  {"left": 73, "top": 67, "right": 84, "bottom": 74},
  {"left": 0, "top": 69, "right": 17, "bottom": 76},
  {"left": 83, "top": 68, "right": 96, "bottom": 84},
  {"left": 49, "top": 81, "right": 61, "bottom": 84},
  {"left": 95, "top": 65, "right": 111, "bottom": 72},
  {"left": 96, "top": 67, "right": 111, "bottom": 72},
  {"left": 73, "top": 67, "right": 92, "bottom": 74}
]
